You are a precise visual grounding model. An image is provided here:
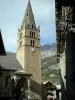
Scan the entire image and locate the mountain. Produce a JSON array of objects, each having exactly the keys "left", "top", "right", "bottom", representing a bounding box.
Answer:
[
  {"left": 41, "top": 43, "right": 56, "bottom": 51},
  {"left": 41, "top": 43, "right": 56, "bottom": 59},
  {"left": 41, "top": 43, "right": 60, "bottom": 84}
]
